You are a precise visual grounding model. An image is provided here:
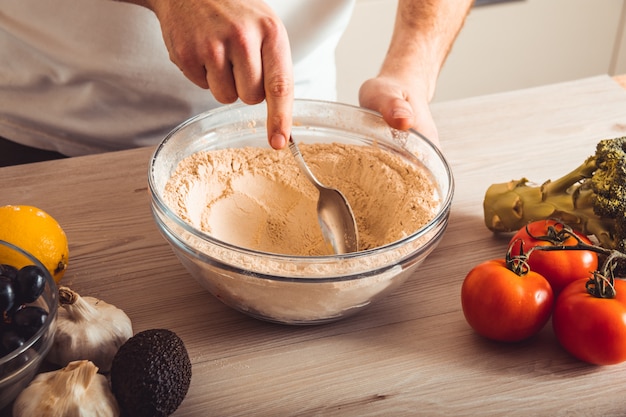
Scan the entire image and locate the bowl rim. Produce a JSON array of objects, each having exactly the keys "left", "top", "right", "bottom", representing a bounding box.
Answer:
[
  {"left": 0, "top": 239, "right": 58, "bottom": 367},
  {"left": 148, "top": 98, "right": 455, "bottom": 262}
]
